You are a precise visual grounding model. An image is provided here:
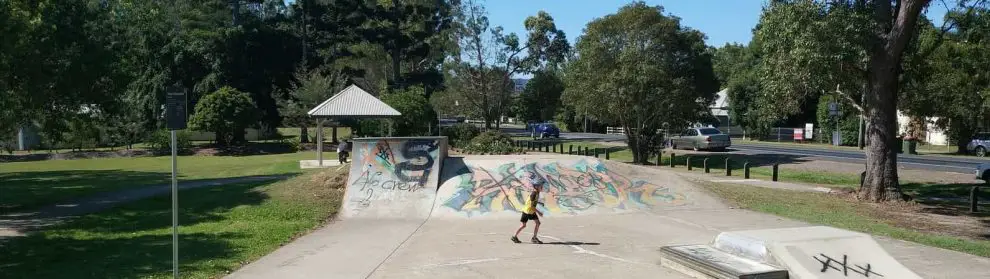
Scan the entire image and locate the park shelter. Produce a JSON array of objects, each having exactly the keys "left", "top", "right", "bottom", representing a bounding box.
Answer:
[{"left": 305, "top": 84, "right": 401, "bottom": 167}]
